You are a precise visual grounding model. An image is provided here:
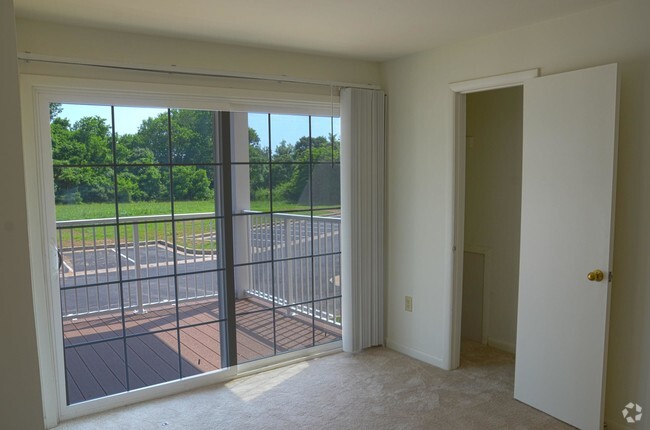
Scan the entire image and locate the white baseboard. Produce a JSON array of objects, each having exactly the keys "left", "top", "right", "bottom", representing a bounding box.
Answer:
[
  {"left": 385, "top": 338, "right": 445, "bottom": 368},
  {"left": 487, "top": 337, "right": 516, "bottom": 354}
]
